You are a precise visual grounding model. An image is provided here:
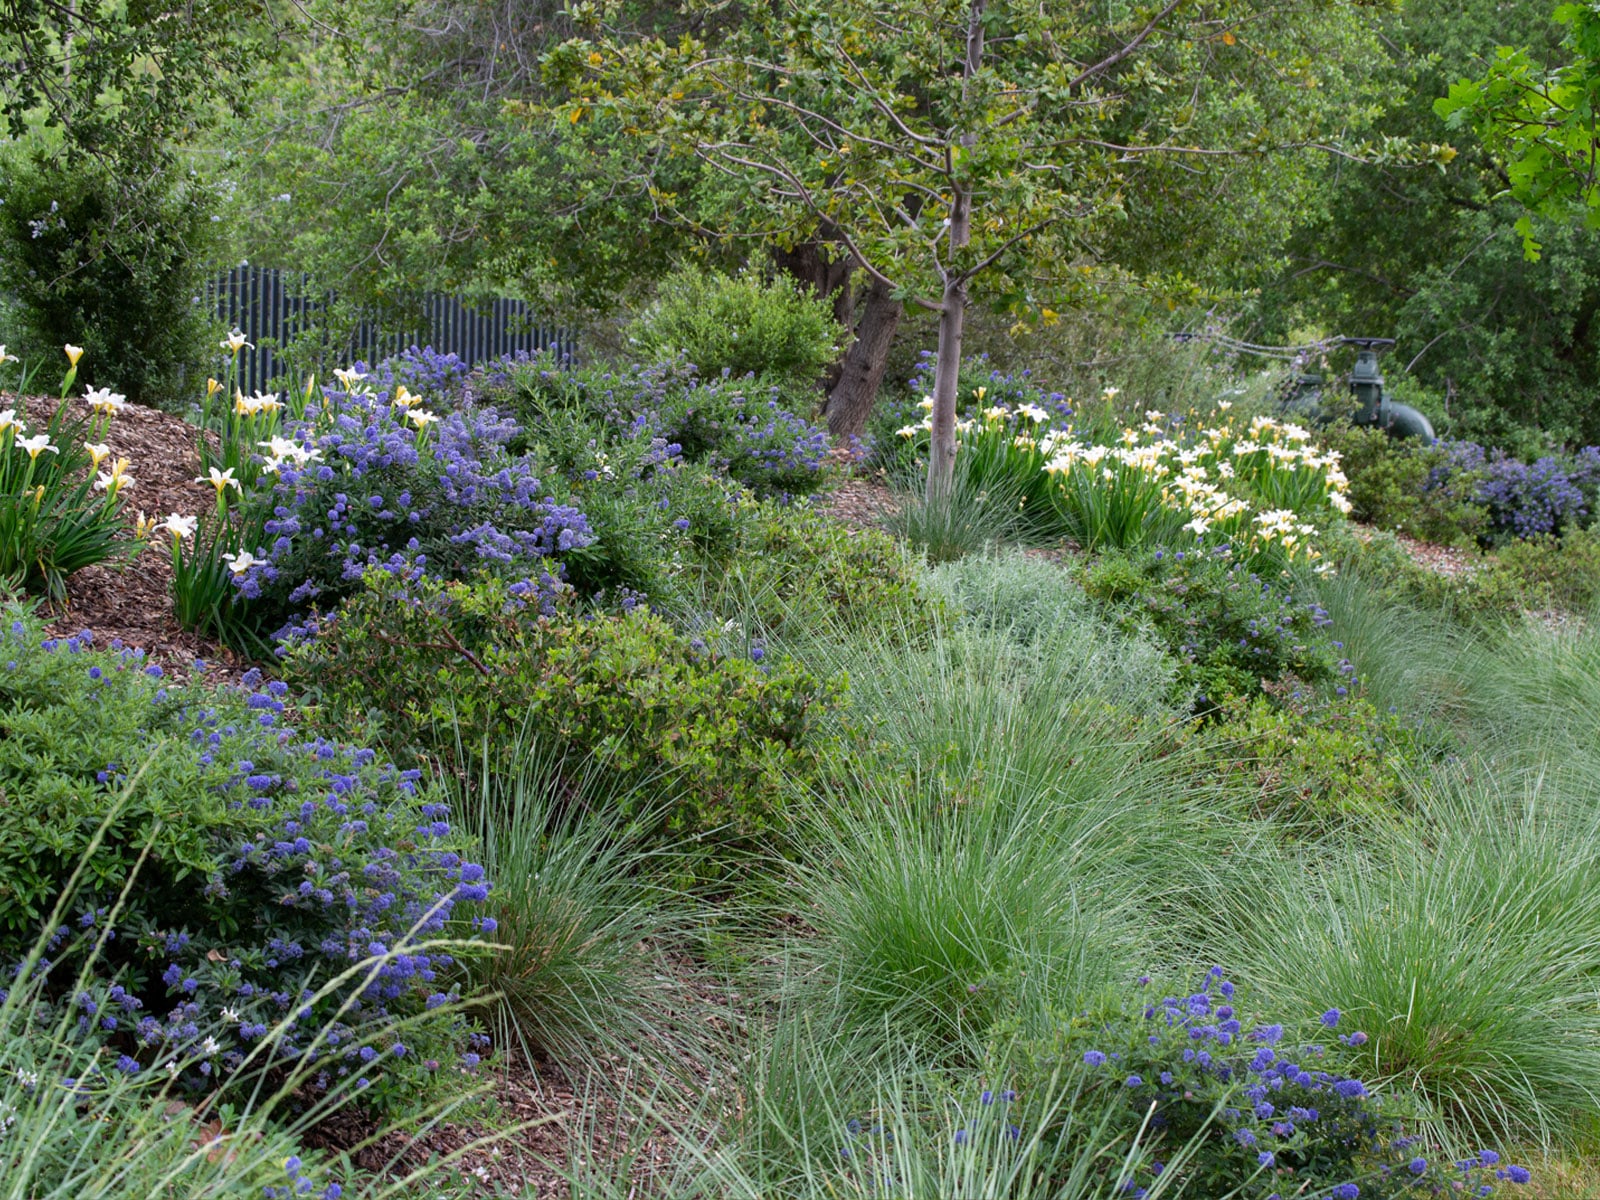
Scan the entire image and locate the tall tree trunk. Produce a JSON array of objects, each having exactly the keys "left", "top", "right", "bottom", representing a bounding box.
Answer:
[
  {"left": 824, "top": 277, "right": 902, "bottom": 440},
  {"left": 925, "top": 278, "right": 967, "bottom": 502}
]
